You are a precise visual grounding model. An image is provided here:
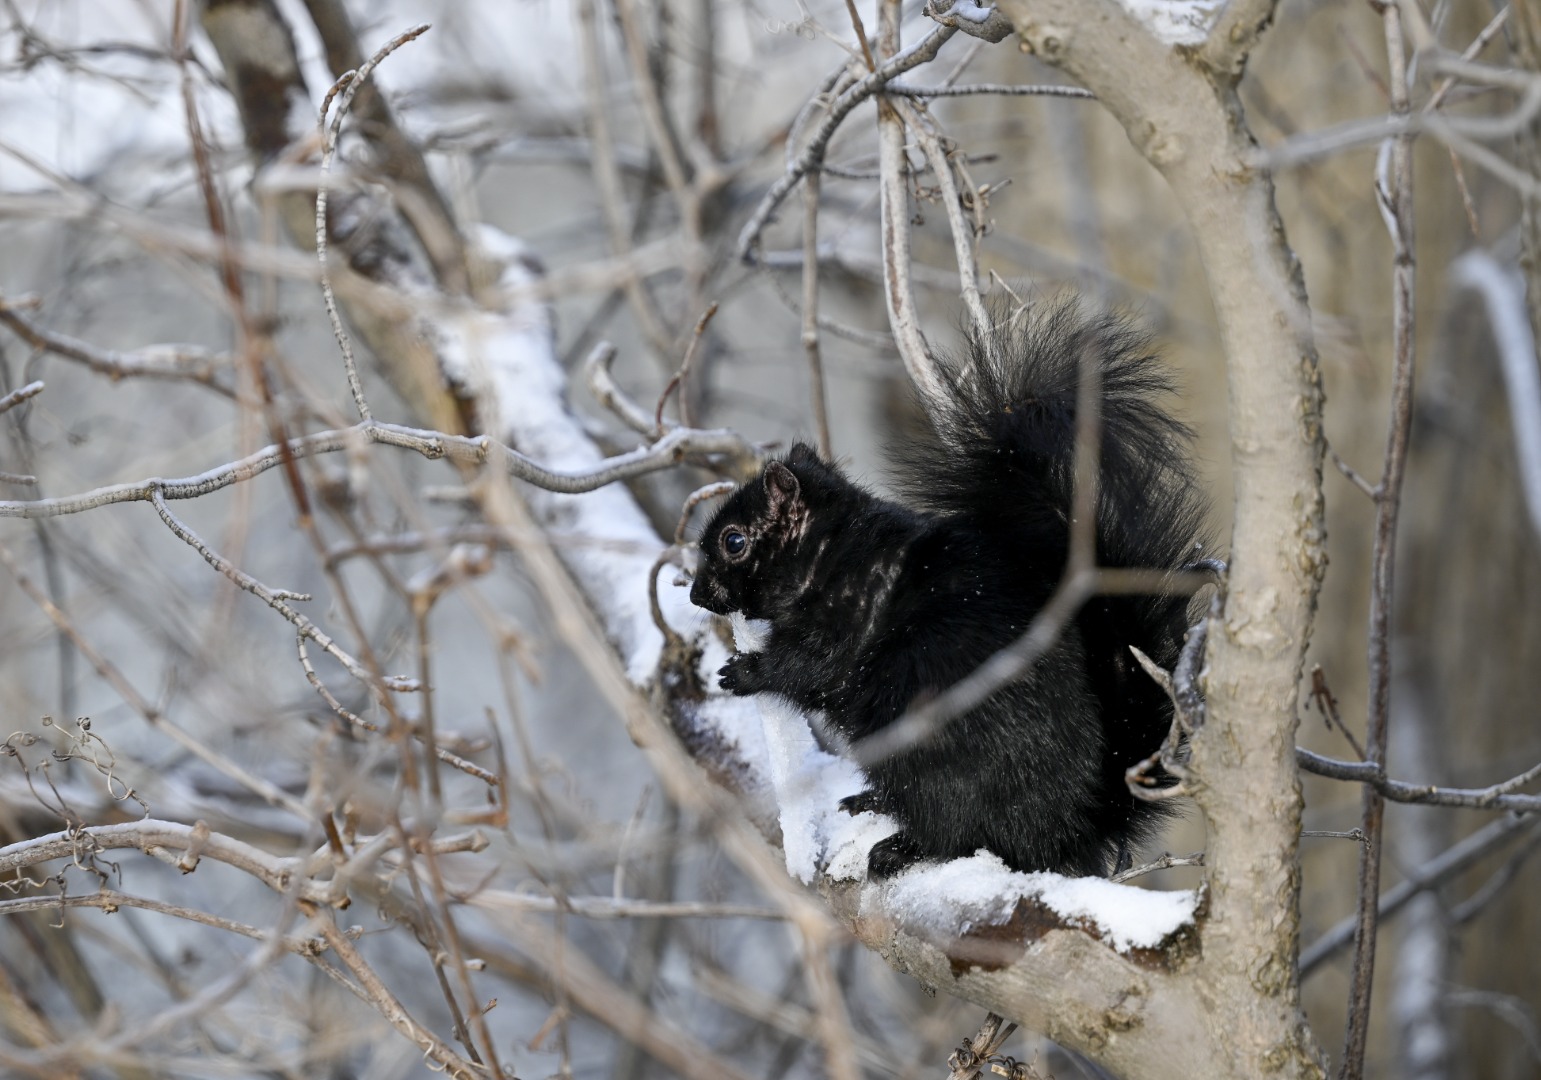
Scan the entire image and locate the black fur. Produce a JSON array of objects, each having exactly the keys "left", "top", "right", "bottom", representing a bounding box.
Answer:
[{"left": 689, "top": 300, "right": 1210, "bottom": 879}]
